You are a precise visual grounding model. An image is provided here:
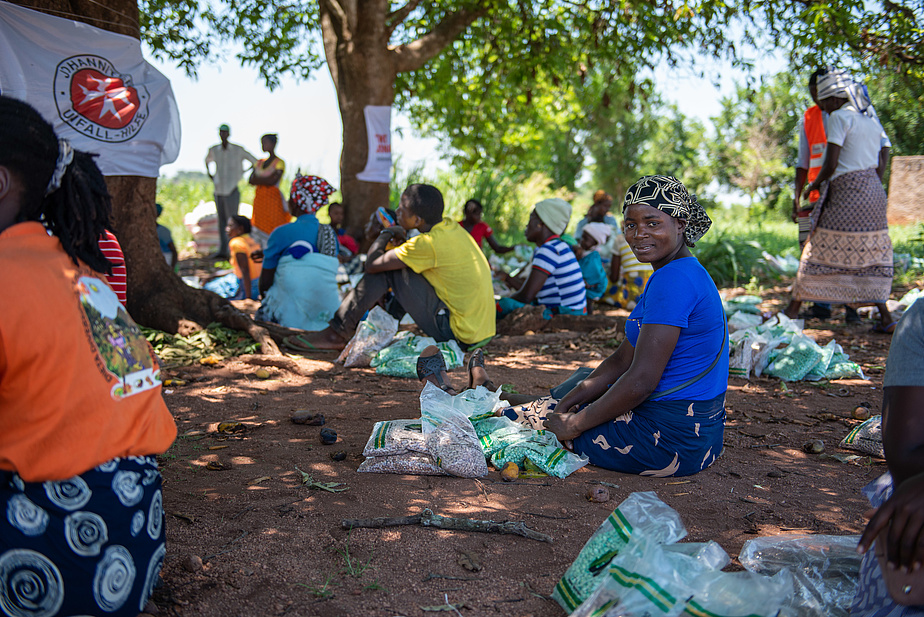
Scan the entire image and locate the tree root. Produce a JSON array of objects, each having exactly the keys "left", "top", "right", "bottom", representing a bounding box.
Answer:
[
  {"left": 214, "top": 304, "right": 281, "bottom": 356},
  {"left": 237, "top": 354, "right": 333, "bottom": 376},
  {"left": 342, "top": 508, "right": 552, "bottom": 543}
]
